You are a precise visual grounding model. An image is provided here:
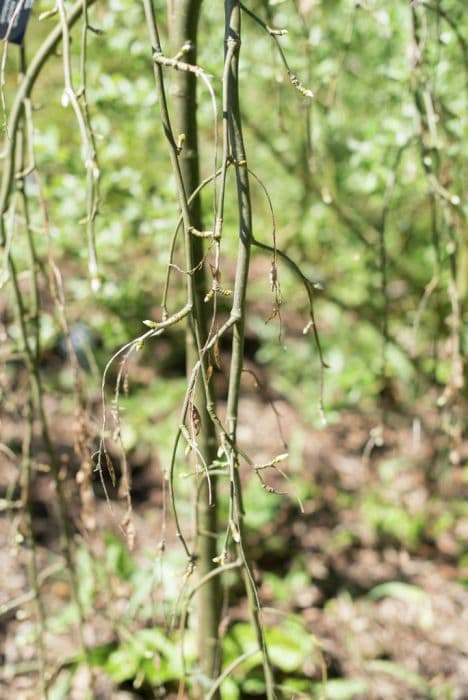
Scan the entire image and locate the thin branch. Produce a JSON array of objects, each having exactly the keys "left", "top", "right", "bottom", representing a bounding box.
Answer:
[
  {"left": 206, "top": 649, "right": 261, "bottom": 700},
  {"left": 240, "top": 2, "right": 313, "bottom": 98},
  {"left": 0, "top": 0, "right": 97, "bottom": 245}
]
